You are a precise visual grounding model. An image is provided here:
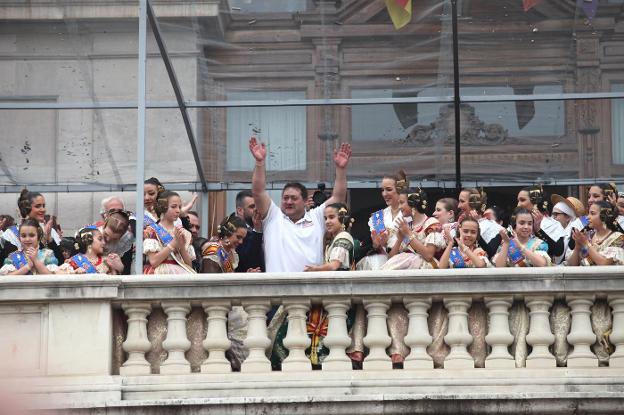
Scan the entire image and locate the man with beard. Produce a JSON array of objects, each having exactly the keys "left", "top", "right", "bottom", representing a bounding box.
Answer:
[
  {"left": 234, "top": 190, "right": 264, "bottom": 272},
  {"left": 187, "top": 211, "right": 204, "bottom": 272}
]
